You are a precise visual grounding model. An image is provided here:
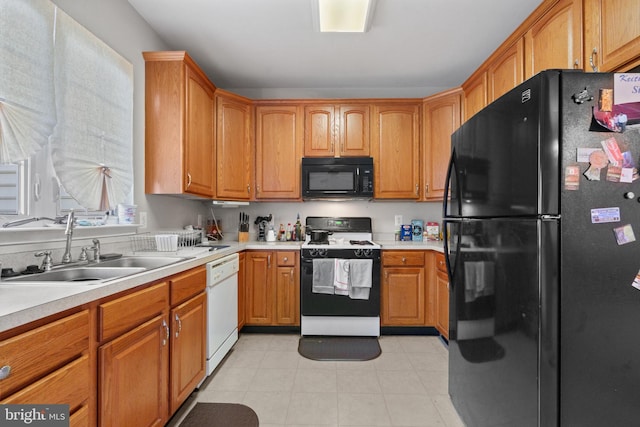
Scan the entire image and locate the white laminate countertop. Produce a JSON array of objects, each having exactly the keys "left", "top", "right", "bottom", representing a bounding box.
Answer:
[{"left": 0, "top": 240, "right": 444, "bottom": 333}]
